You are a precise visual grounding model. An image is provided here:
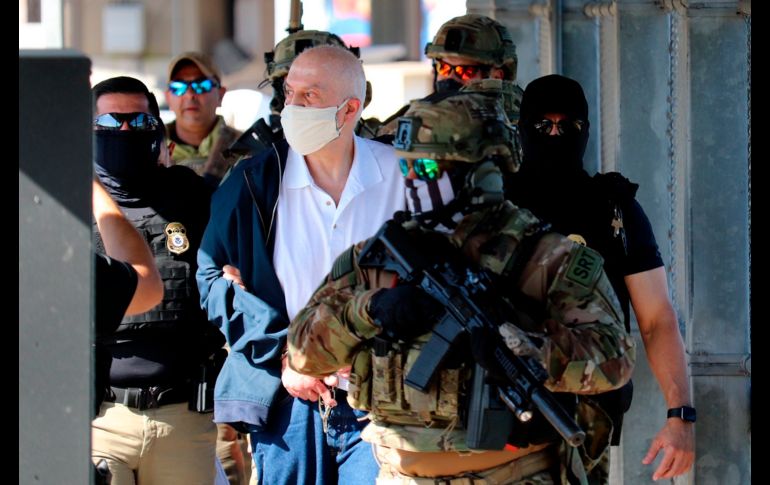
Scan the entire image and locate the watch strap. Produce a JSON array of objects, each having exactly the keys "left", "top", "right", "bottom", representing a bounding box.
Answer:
[{"left": 667, "top": 406, "right": 696, "bottom": 422}]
